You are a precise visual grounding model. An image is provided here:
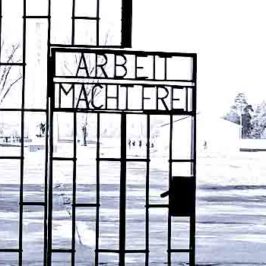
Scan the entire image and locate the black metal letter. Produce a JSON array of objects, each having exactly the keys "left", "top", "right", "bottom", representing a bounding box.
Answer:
[
  {"left": 95, "top": 53, "right": 108, "bottom": 78},
  {"left": 156, "top": 86, "right": 169, "bottom": 111},
  {"left": 91, "top": 84, "right": 104, "bottom": 109},
  {"left": 114, "top": 54, "right": 128, "bottom": 78},
  {"left": 76, "top": 84, "right": 89, "bottom": 109},
  {"left": 135, "top": 55, "right": 149, "bottom": 80},
  {"left": 76, "top": 53, "right": 90, "bottom": 77}
]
